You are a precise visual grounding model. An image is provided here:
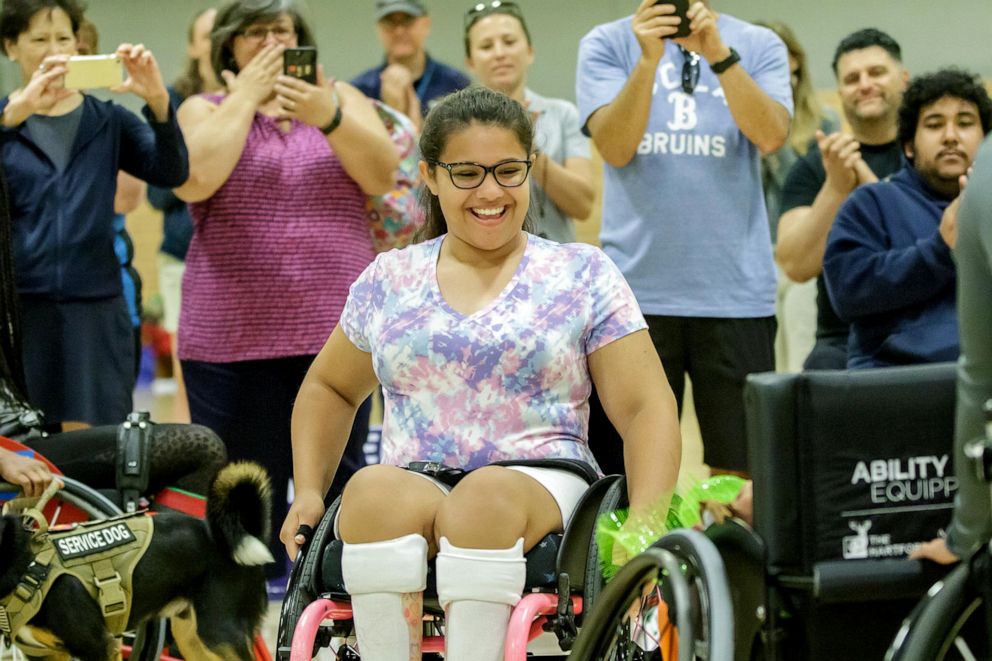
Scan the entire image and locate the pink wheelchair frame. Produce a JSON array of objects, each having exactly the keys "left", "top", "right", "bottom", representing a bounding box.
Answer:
[{"left": 289, "top": 593, "right": 582, "bottom": 660}]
